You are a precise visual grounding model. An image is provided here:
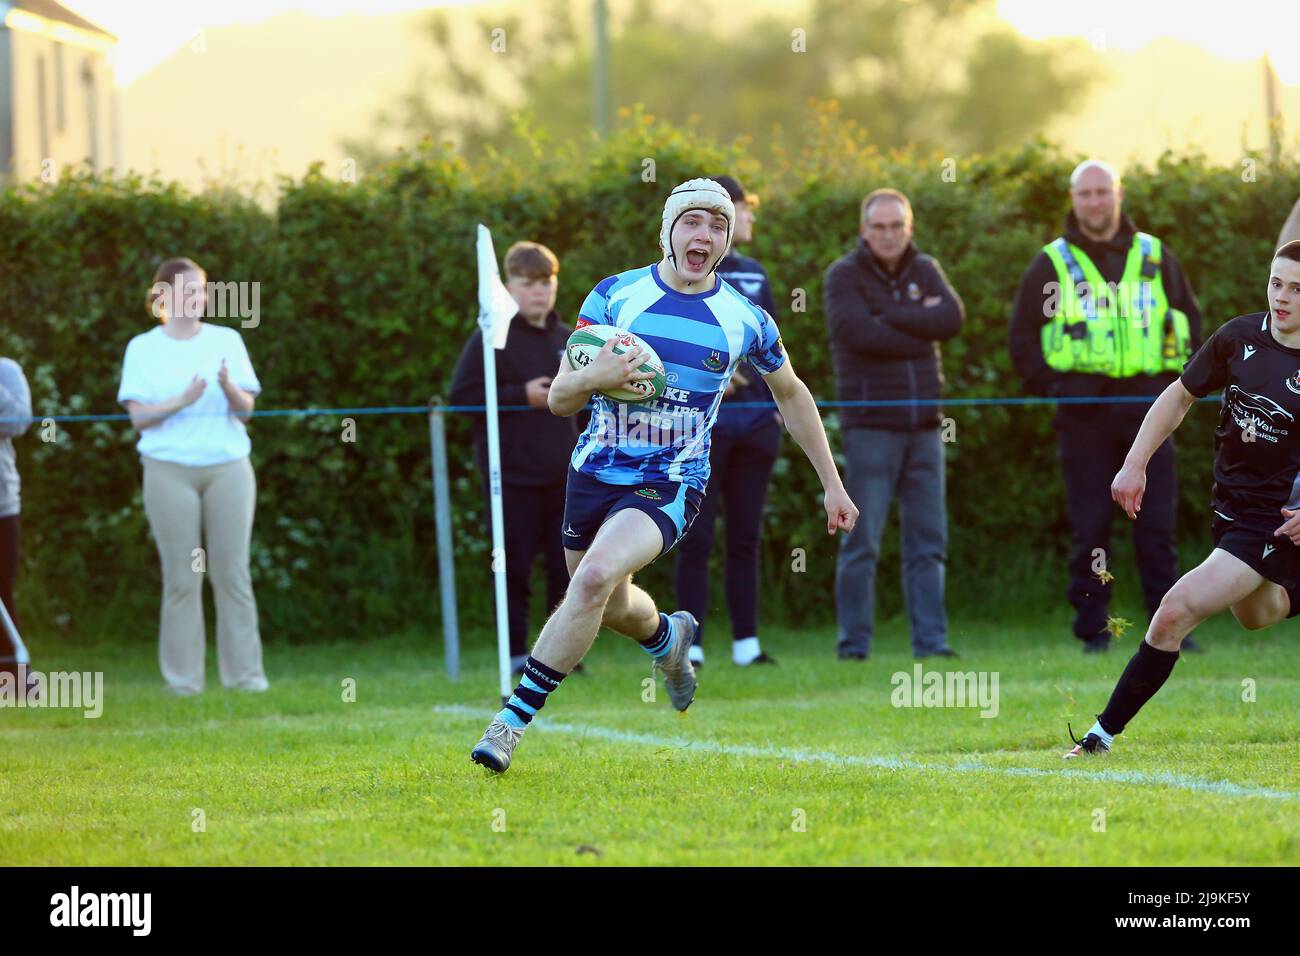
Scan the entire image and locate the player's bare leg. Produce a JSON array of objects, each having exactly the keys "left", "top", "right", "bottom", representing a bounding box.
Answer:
[
  {"left": 1066, "top": 549, "right": 1266, "bottom": 757},
  {"left": 1143, "top": 549, "right": 1266, "bottom": 650},
  {"left": 531, "top": 509, "right": 662, "bottom": 671},
  {"left": 1228, "top": 578, "right": 1291, "bottom": 630},
  {"left": 473, "top": 508, "right": 695, "bottom": 772},
  {"left": 553, "top": 509, "right": 698, "bottom": 707},
  {"left": 597, "top": 574, "right": 660, "bottom": 644}
]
